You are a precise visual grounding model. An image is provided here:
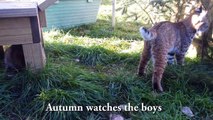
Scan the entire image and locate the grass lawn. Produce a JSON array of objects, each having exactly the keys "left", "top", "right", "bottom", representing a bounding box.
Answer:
[{"left": 0, "top": 6, "right": 213, "bottom": 120}]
